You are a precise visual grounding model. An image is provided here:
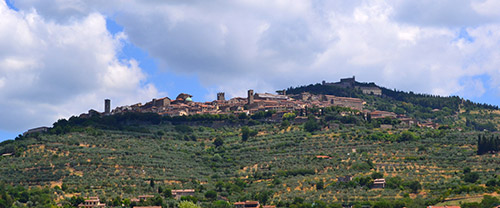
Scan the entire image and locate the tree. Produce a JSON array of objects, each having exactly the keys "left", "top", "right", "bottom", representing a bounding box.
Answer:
[
  {"left": 464, "top": 172, "right": 479, "bottom": 183},
  {"left": 486, "top": 179, "right": 498, "bottom": 187},
  {"left": 178, "top": 200, "right": 200, "bottom": 208},
  {"left": 373, "top": 200, "right": 392, "bottom": 208},
  {"left": 213, "top": 137, "right": 224, "bottom": 147},
  {"left": 150, "top": 179, "right": 155, "bottom": 188},
  {"left": 480, "top": 195, "right": 500, "bottom": 208},
  {"left": 385, "top": 176, "right": 402, "bottom": 189},
  {"left": 70, "top": 196, "right": 85, "bottom": 207},
  {"left": 61, "top": 183, "right": 68, "bottom": 191},
  {"left": 464, "top": 167, "right": 471, "bottom": 174},
  {"left": 112, "top": 196, "right": 122, "bottom": 206},
  {"left": 151, "top": 196, "right": 163, "bottom": 206},
  {"left": 280, "top": 120, "right": 290, "bottom": 129},
  {"left": 398, "top": 131, "right": 417, "bottom": 142},
  {"left": 204, "top": 190, "right": 217, "bottom": 201},
  {"left": 477, "top": 134, "right": 500, "bottom": 155},
  {"left": 254, "top": 190, "right": 273, "bottom": 205},
  {"left": 212, "top": 200, "right": 232, "bottom": 208},
  {"left": 313, "top": 200, "right": 327, "bottom": 208},
  {"left": 405, "top": 181, "right": 421, "bottom": 193},
  {"left": 371, "top": 172, "right": 384, "bottom": 179},
  {"left": 316, "top": 181, "right": 324, "bottom": 190},
  {"left": 241, "top": 126, "right": 250, "bottom": 141},
  {"left": 282, "top": 112, "right": 296, "bottom": 121},
  {"left": 304, "top": 118, "right": 320, "bottom": 132},
  {"left": 163, "top": 188, "right": 172, "bottom": 198}
]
